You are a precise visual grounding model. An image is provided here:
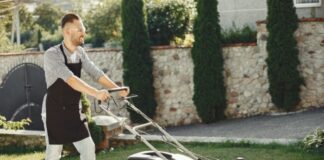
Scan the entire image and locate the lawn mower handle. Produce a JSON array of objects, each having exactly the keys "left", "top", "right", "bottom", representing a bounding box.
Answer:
[
  {"left": 97, "top": 87, "right": 131, "bottom": 104},
  {"left": 107, "top": 86, "right": 129, "bottom": 93}
]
